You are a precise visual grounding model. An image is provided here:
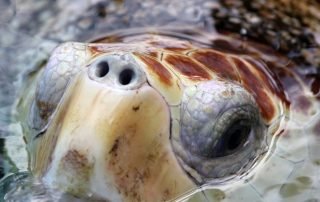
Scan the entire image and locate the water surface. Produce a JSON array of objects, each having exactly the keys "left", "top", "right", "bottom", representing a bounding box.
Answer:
[{"left": 0, "top": 0, "right": 320, "bottom": 201}]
